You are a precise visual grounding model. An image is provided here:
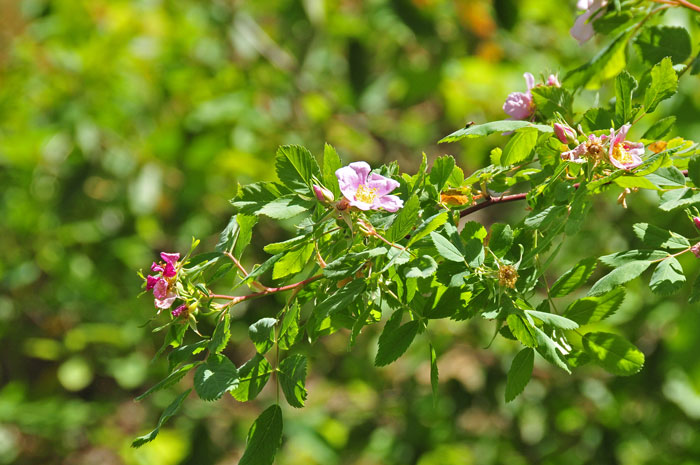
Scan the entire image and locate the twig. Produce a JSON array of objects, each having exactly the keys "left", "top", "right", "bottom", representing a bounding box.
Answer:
[{"left": 208, "top": 274, "right": 323, "bottom": 305}]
